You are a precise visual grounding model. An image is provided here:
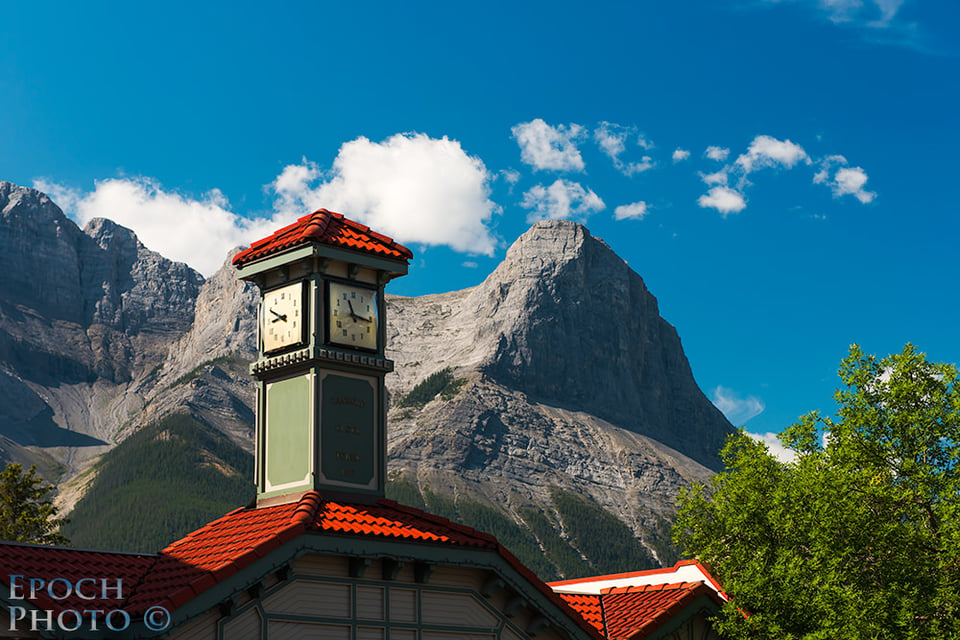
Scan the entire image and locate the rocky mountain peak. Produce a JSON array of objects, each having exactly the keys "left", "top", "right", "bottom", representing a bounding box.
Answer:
[{"left": 0, "top": 181, "right": 65, "bottom": 225}]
